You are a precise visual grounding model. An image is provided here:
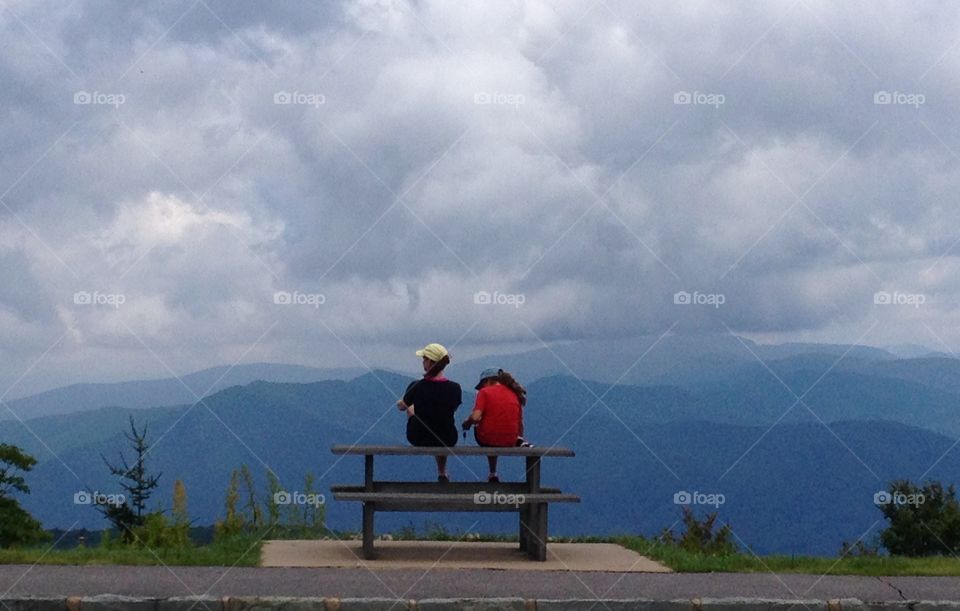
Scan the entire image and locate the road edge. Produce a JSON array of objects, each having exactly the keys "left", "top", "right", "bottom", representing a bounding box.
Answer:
[{"left": 2, "top": 595, "right": 960, "bottom": 611}]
